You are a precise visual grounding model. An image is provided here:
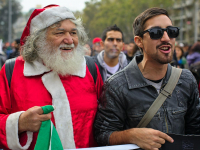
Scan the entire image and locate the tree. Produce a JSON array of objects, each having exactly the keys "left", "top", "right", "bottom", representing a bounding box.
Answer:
[
  {"left": 0, "top": 0, "right": 22, "bottom": 43},
  {"left": 81, "top": 0, "right": 174, "bottom": 42}
]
